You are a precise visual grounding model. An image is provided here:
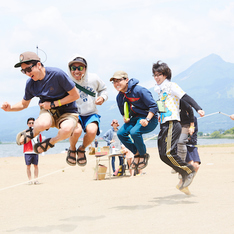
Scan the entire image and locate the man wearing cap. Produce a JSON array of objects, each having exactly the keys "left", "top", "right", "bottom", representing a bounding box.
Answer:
[
  {"left": 1, "top": 51, "right": 80, "bottom": 153},
  {"left": 65, "top": 54, "right": 108, "bottom": 166},
  {"left": 110, "top": 71, "right": 158, "bottom": 170}
]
